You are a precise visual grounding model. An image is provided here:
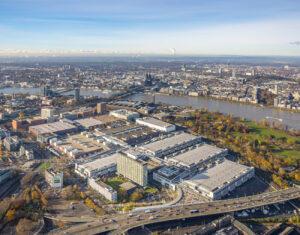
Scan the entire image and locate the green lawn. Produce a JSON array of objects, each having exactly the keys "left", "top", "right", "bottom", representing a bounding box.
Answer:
[
  {"left": 144, "top": 186, "right": 159, "bottom": 194},
  {"left": 278, "top": 150, "right": 300, "bottom": 159},
  {"left": 40, "top": 162, "right": 50, "bottom": 171},
  {"left": 231, "top": 121, "right": 300, "bottom": 160},
  {"left": 106, "top": 177, "right": 126, "bottom": 191},
  {"left": 244, "top": 121, "right": 299, "bottom": 142}
]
